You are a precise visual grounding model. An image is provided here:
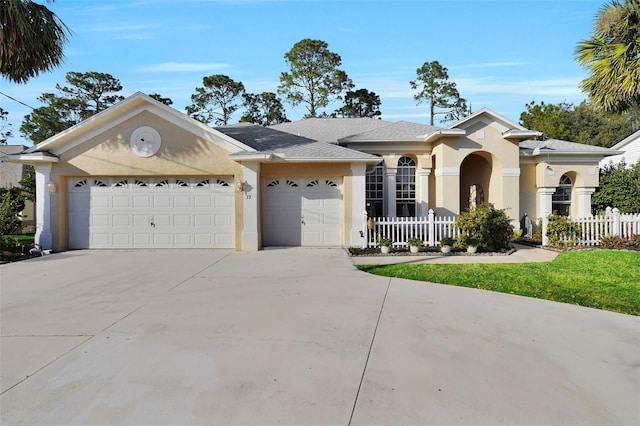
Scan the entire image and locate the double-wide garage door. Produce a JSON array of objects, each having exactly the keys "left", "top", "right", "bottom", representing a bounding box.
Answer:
[
  {"left": 262, "top": 178, "right": 342, "bottom": 246},
  {"left": 68, "top": 177, "right": 234, "bottom": 249}
]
